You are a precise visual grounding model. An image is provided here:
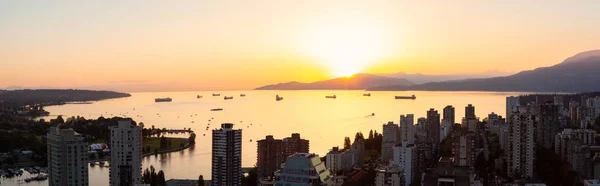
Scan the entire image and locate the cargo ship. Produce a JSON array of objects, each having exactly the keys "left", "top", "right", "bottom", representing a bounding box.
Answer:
[
  {"left": 210, "top": 108, "right": 223, "bottom": 111},
  {"left": 240, "top": 94, "right": 246, "bottom": 97},
  {"left": 363, "top": 93, "right": 371, "bottom": 96},
  {"left": 155, "top": 98, "right": 172, "bottom": 102},
  {"left": 326, "top": 95, "right": 337, "bottom": 99},
  {"left": 395, "top": 95, "right": 416, "bottom": 100},
  {"left": 212, "top": 94, "right": 220, "bottom": 96},
  {"left": 224, "top": 96, "right": 233, "bottom": 100}
]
